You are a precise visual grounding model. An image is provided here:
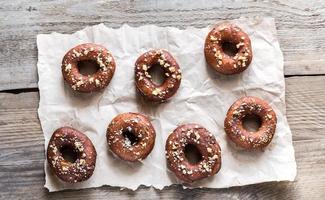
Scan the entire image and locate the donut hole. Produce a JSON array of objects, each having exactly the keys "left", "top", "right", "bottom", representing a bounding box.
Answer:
[
  {"left": 60, "top": 145, "right": 78, "bottom": 163},
  {"left": 122, "top": 130, "right": 139, "bottom": 146},
  {"left": 184, "top": 144, "right": 203, "bottom": 164},
  {"left": 242, "top": 114, "right": 262, "bottom": 132},
  {"left": 221, "top": 41, "right": 238, "bottom": 57},
  {"left": 77, "top": 60, "right": 100, "bottom": 76},
  {"left": 148, "top": 63, "right": 166, "bottom": 85}
]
